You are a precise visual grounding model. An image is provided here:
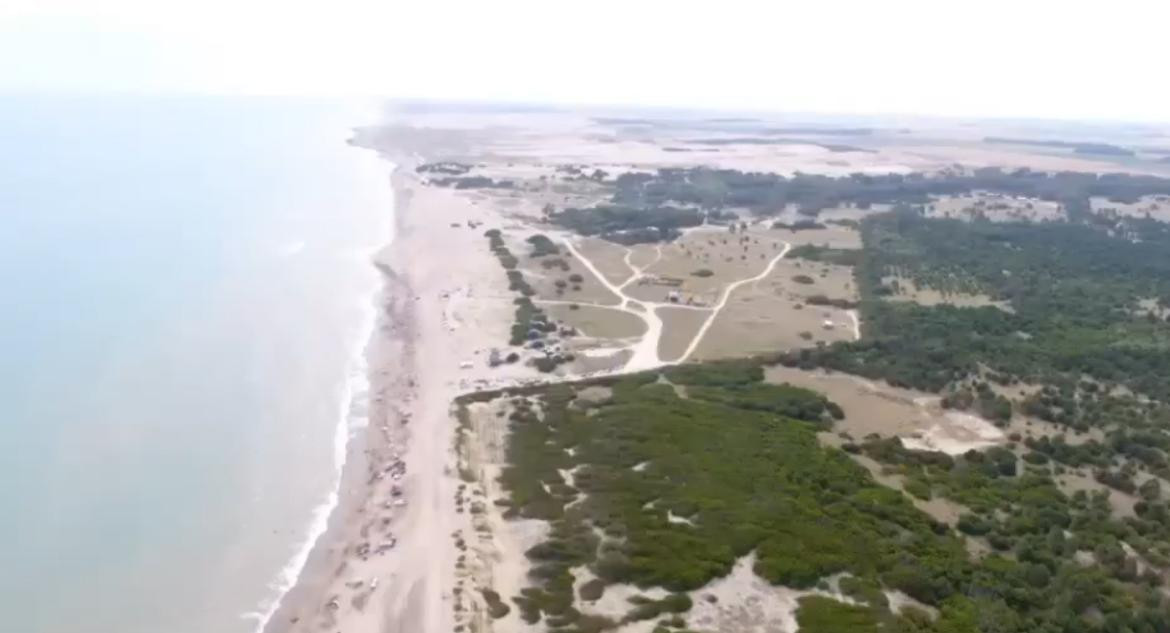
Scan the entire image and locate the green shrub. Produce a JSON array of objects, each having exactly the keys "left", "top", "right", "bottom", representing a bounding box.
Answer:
[
  {"left": 904, "top": 478, "right": 932, "bottom": 500},
  {"left": 578, "top": 578, "right": 605, "bottom": 601},
  {"left": 481, "top": 588, "right": 511, "bottom": 619},
  {"left": 527, "top": 234, "right": 560, "bottom": 257},
  {"left": 795, "top": 596, "right": 881, "bottom": 633}
]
